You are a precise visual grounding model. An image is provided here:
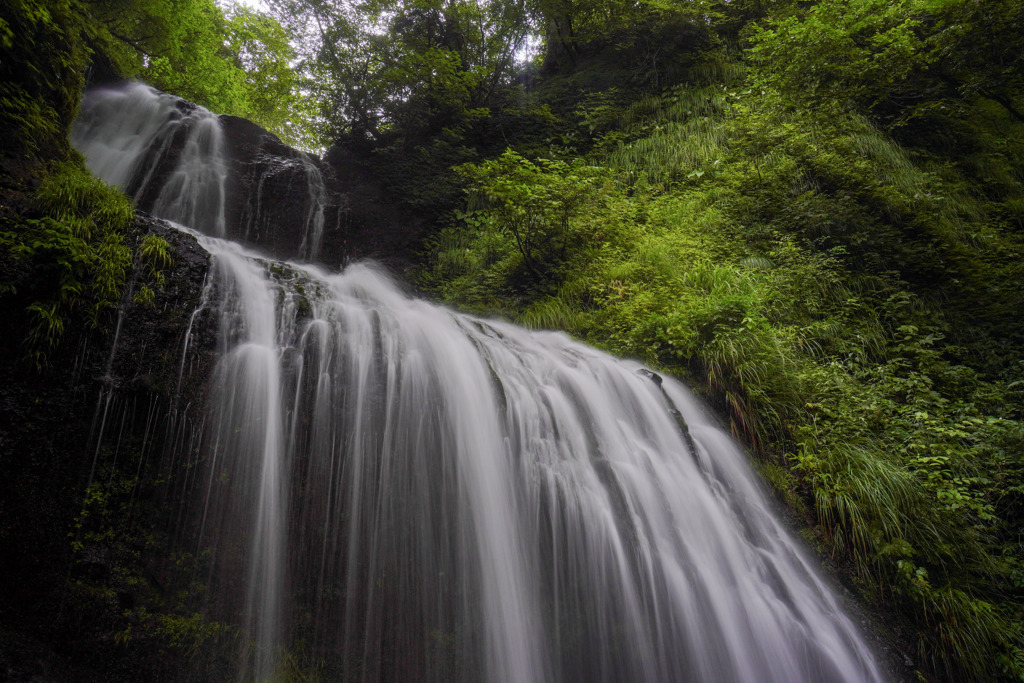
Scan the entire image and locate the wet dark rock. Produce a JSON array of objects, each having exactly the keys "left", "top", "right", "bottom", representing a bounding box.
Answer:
[
  {"left": 636, "top": 367, "right": 663, "bottom": 385},
  {"left": 219, "top": 115, "right": 347, "bottom": 261},
  {"left": 0, "top": 212, "right": 216, "bottom": 679},
  {"left": 322, "top": 144, "right": 428, "bottom": 275},
  {"left": 108, "top": 214, "right": 217, "bottom": 401},
  {"left": 0, "top": 629, "right": 71, "bottom": 683}
]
